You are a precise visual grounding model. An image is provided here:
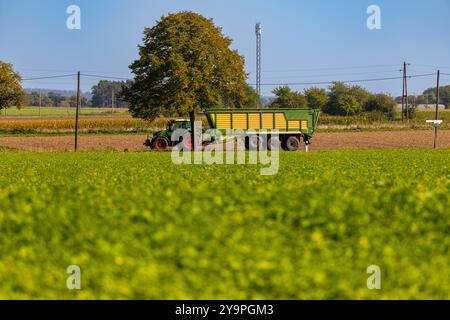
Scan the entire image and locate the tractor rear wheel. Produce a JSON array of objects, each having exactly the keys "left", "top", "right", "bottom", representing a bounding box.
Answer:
[
  {"left": 284, "top": 136, "right": 301, "bottom": 151},
  {"left": 181, "top": 133, "right": 193, "bottom": 150},
  {"left": 153, "top": 137, "right": 170, "bottom": 151}
]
